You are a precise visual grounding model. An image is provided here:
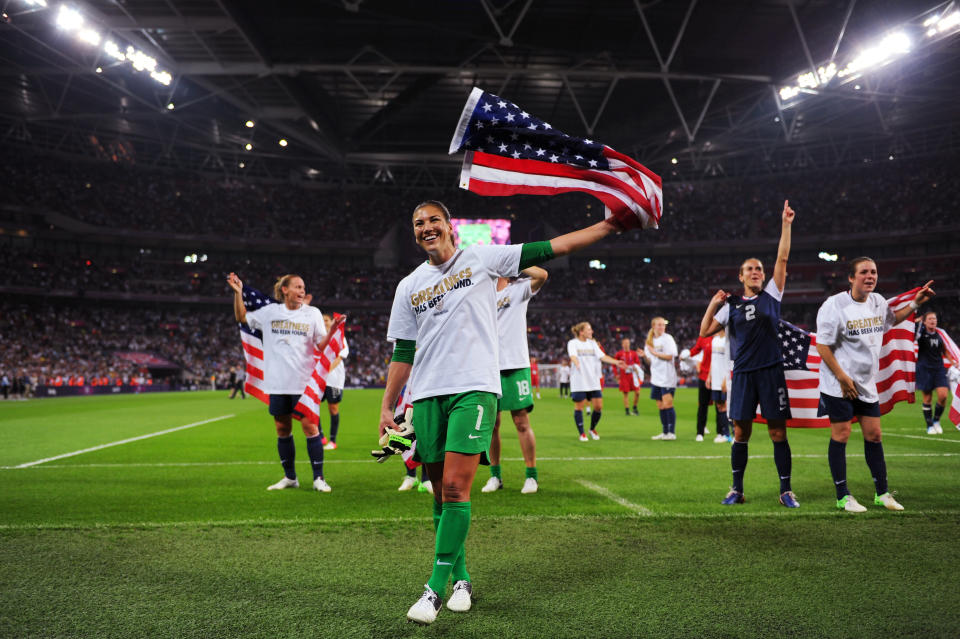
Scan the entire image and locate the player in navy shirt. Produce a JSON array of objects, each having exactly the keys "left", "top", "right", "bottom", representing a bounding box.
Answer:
[
  {"left": 915, "top": 312, "right": 959, "bottom": 434},
  {"left": 700, "top": 200, "right": 798, "bottom": 508}
]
